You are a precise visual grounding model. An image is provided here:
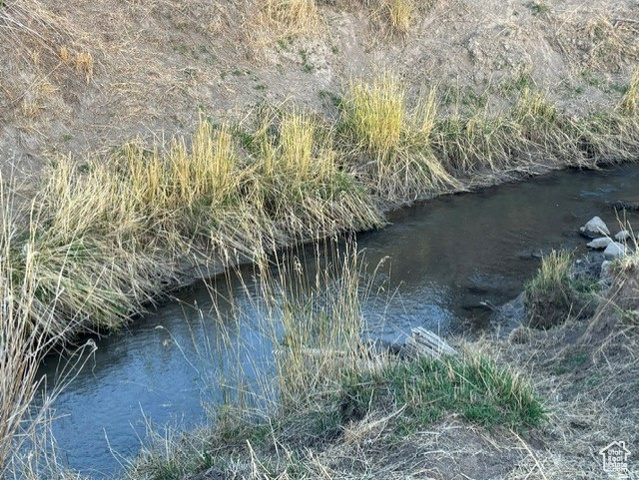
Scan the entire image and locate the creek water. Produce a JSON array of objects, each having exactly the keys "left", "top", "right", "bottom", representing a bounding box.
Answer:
[{"left": 39, "top": 164, "right": 639, "bottom": 477}]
